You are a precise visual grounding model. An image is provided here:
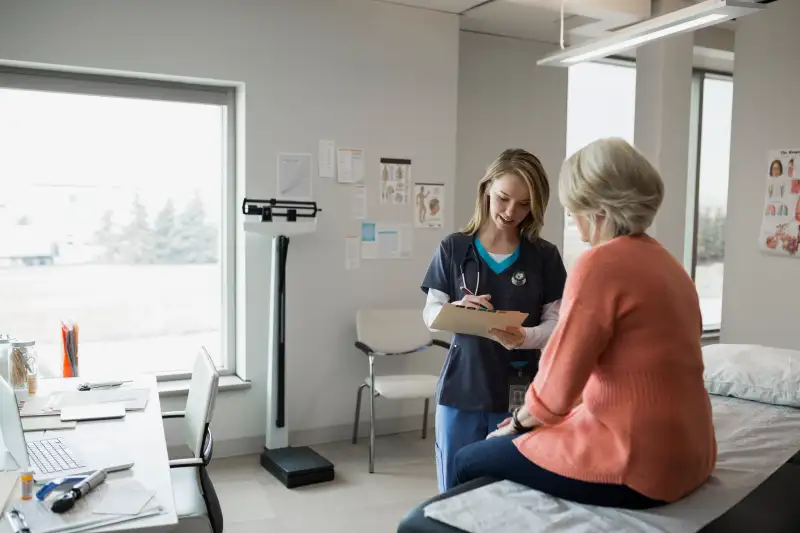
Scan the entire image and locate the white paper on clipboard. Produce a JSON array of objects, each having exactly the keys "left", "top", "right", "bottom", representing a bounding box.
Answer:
[{"left": 431, "top": 304, "right": 527, "bottom": 339}]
